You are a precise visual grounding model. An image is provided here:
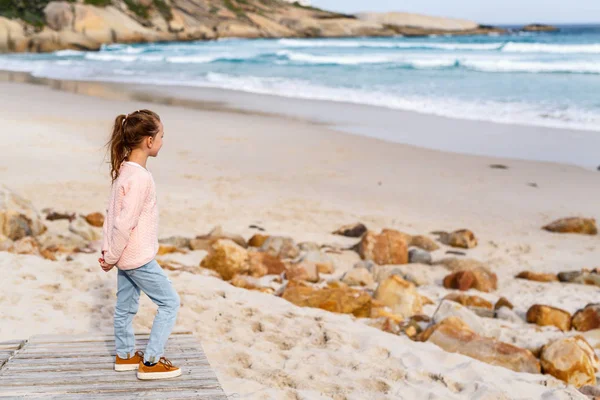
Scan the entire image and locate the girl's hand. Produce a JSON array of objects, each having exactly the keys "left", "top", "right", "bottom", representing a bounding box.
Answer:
[{"left": 98, "top": 257, "right": 115, "bottom": 272}]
